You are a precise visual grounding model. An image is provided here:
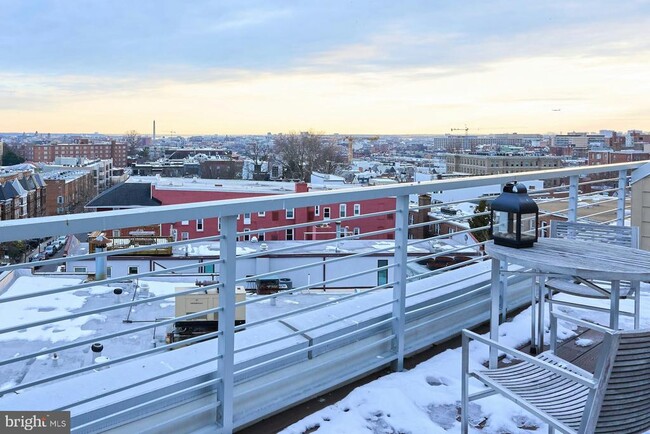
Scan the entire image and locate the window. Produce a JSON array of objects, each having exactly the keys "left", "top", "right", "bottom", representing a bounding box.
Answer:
[
  {"left": 323, "top": 207, "right": 331, "bottom": 219},
  {"left": 243, "top": 228, "right": 250, "bottom": 241},
  {"left": 181, "top": 232, "right": 190, "bottom": 240},
  {"left": 377, "top": 260, "right": 388, "bottom": 286},
  {"left": 244, "top": 213, "right": 251, "bottom": 224},
  {"left": 286, "top": 228, "right": 294, "bottom": 240},
  {"left": 258, "top": 211, "right": 266, "bottom": 217},
  {"left": 258, "top": 232, "right": 265, "bottom": 241},
  {"left": 314, "top": 205, "right": 320, "bottom": 216},
  {"left": 128, "top": 266, "right": 139, "bottom": 275},
  {"left": 107, "top": 266, "right": 112, "bottom": 278},
  {"left": 286, "top": 208, "right": 295, "bottom": 219},
  {"left": 354, "top": 204, "right": 361, "bottom": 216},
  {"left": 73, "top": 266, "right": 87, "bottom": 273},
  {"left": 112, "top": 229, "right": 120, "bottom": 237},
  {"left": 196, "top": 219, "right": 204, "bottom": 231},
  {"left": 339, "top": 204, "right": 346, "bottom": 218},
  {"left": 181, "top": 220, "right": 189, "bottom": 226},
  {"left": 353, "top": 227, "right": 360, "bottom": 236},
  {"left": 57, "top": 195, "right": 64, "bottom": 204},
  {"left": 200, "top": 263, "right": 215, "bottom": 273}
]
